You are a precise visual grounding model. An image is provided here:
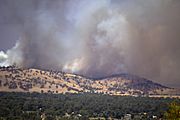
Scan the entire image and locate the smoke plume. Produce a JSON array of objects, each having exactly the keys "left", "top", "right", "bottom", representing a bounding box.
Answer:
[{"left": 0, "top": 0, "right": 180, "bottom": 87}]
